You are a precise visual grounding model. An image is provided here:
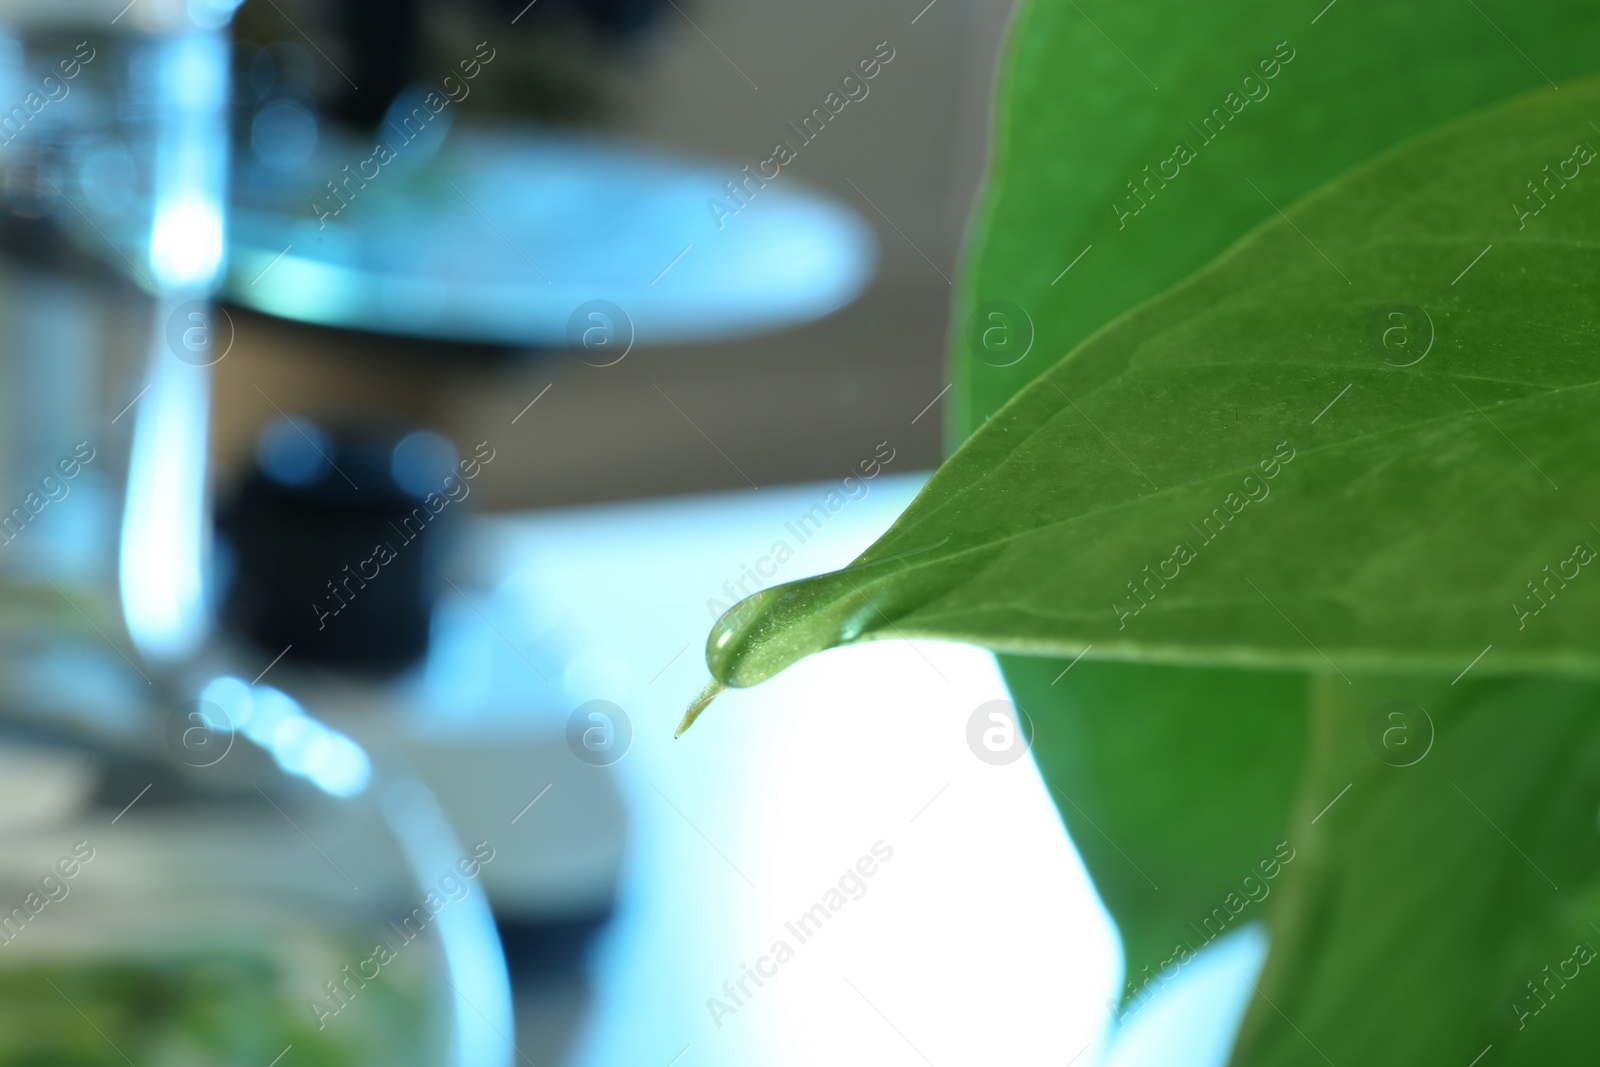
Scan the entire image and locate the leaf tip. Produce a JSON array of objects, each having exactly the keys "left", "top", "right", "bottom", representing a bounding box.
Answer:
[{"left": 675, "top": 679, "right": 728, "bottom": 738}]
